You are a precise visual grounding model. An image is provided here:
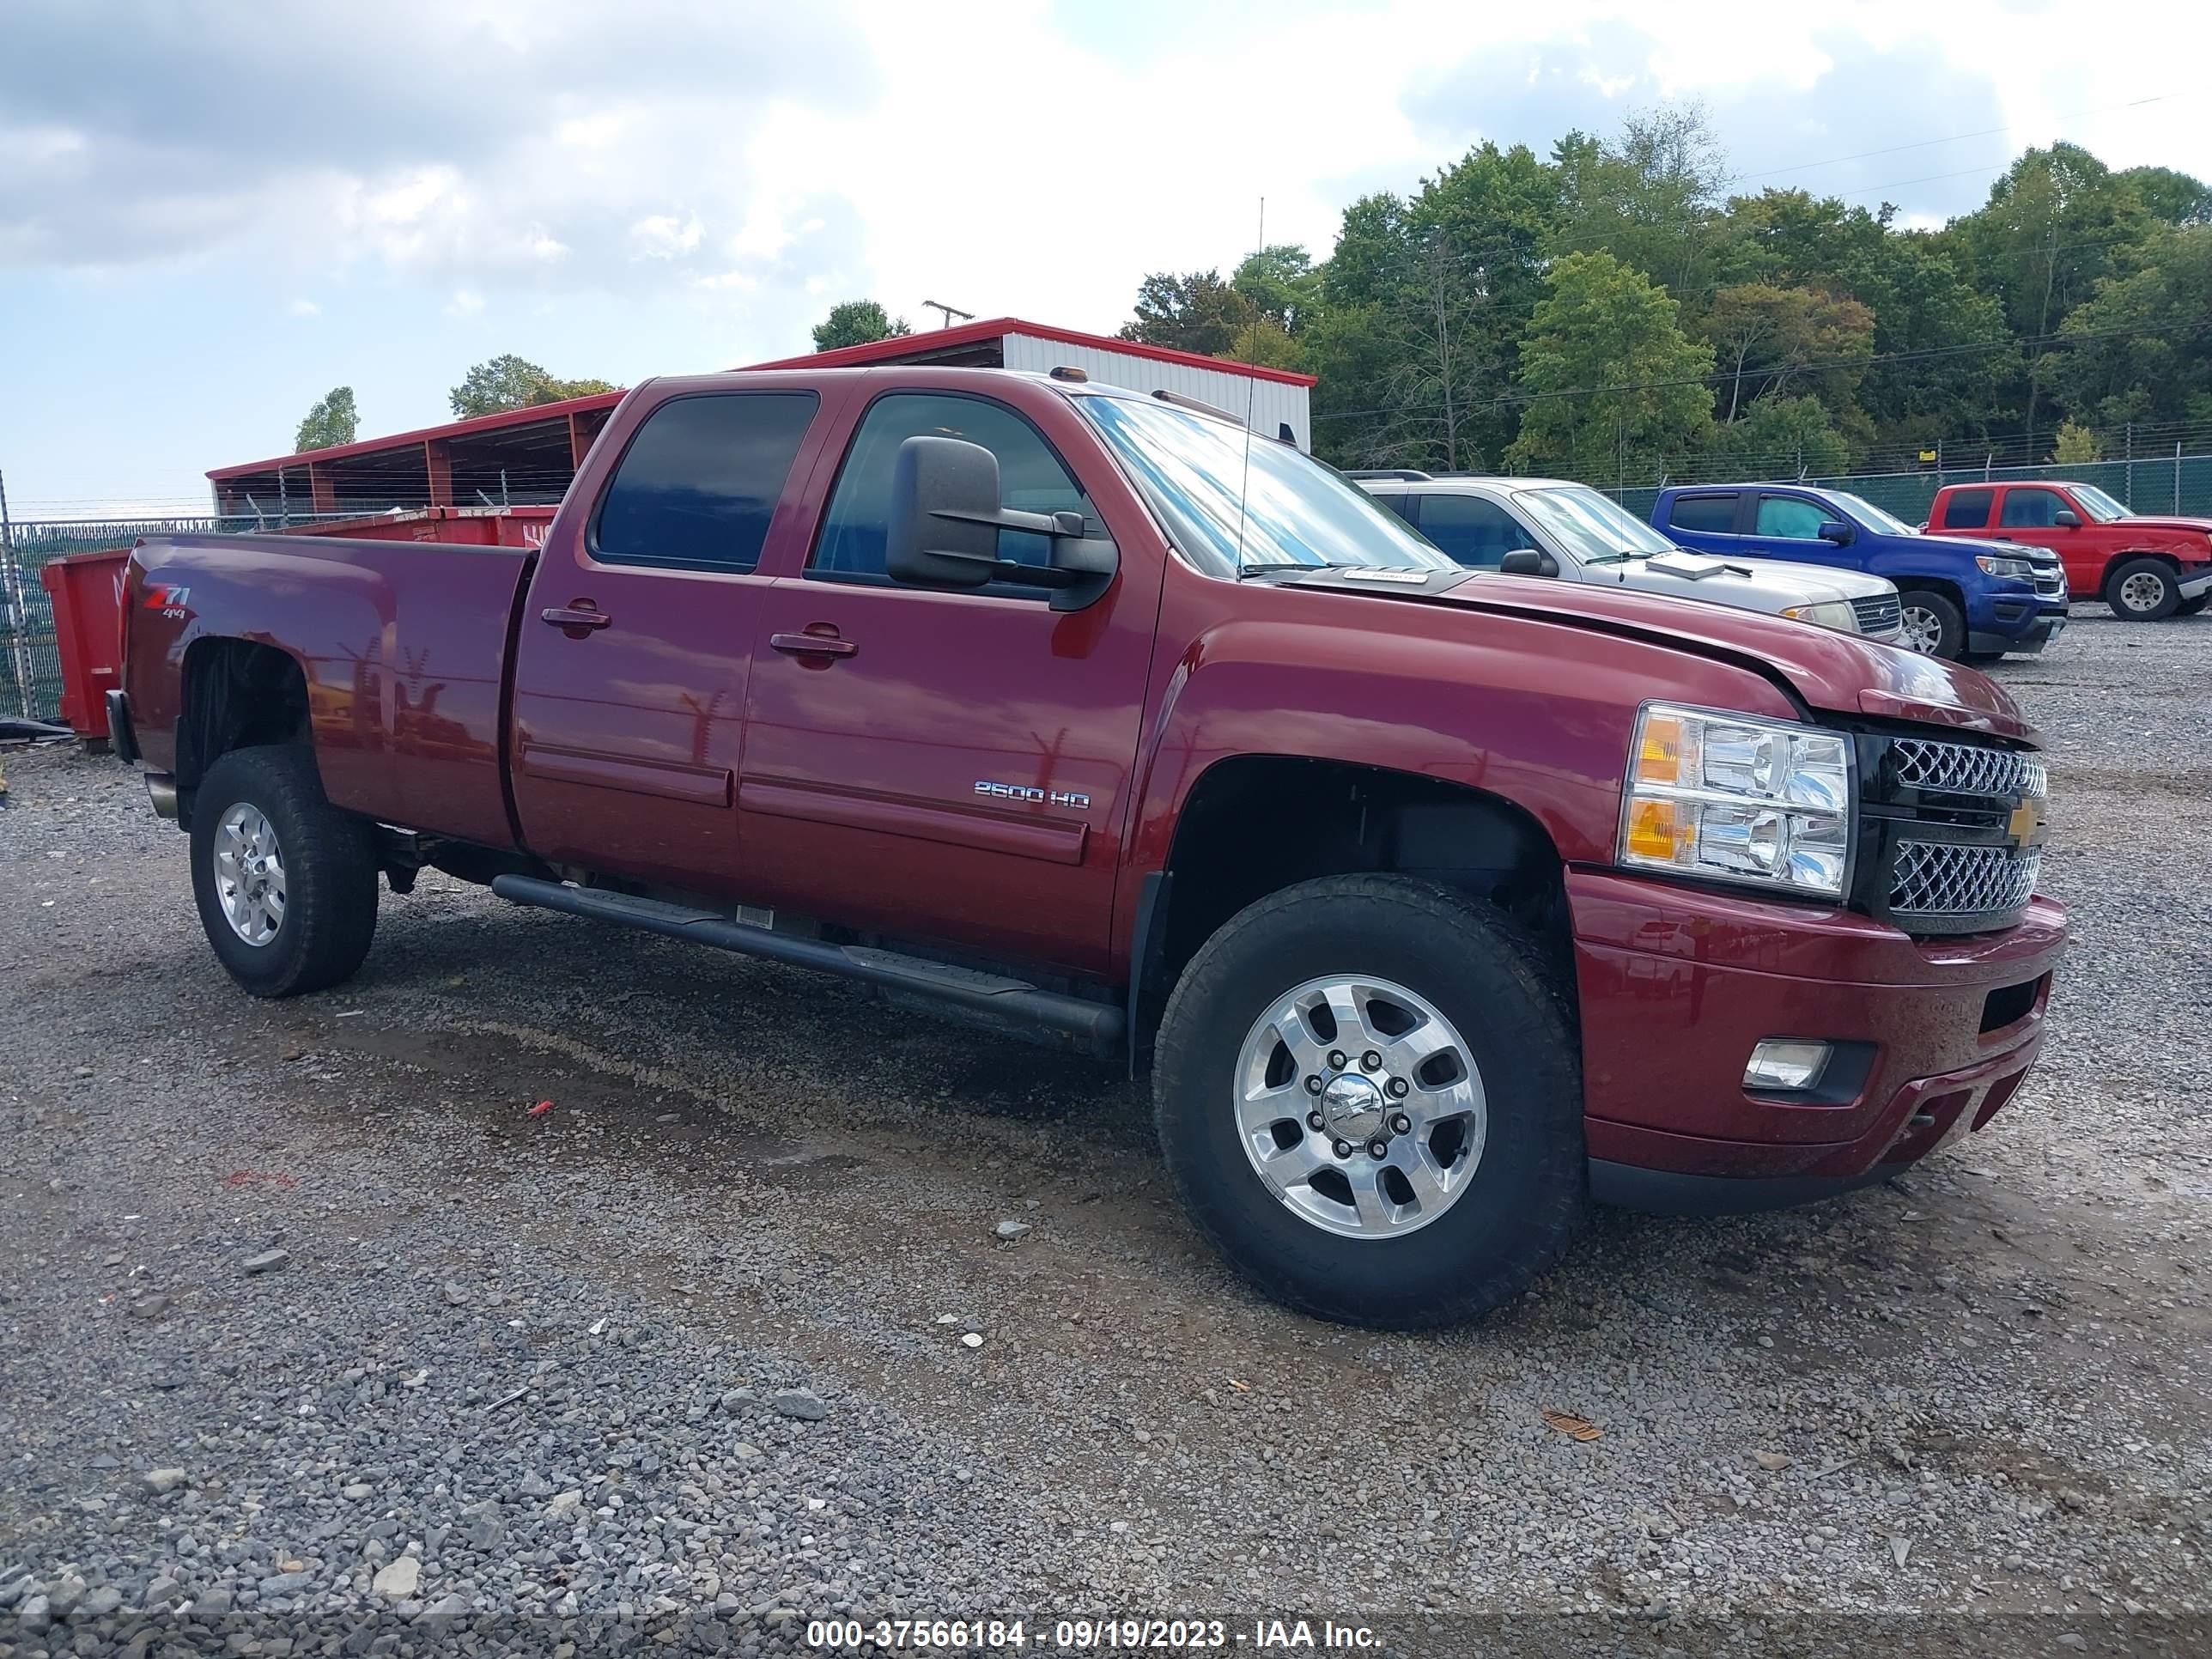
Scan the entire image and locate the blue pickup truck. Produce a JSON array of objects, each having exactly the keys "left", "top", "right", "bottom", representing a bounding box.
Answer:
[{"left": 1650, "top": 483, "right": 2069, "bottom": 661}]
